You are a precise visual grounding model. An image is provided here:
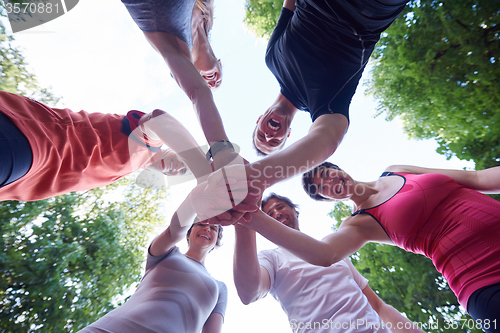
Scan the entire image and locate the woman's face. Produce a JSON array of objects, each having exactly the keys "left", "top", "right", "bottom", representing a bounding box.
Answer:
[
  {"left": 149, "top": 149, "right": 188, "bottom": 176},
  {"left": 188, "top": 222, "right": 219, "bottom": 250},
  {"left": 311, "top": 167, "right": 352, "bottom": 200}
]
